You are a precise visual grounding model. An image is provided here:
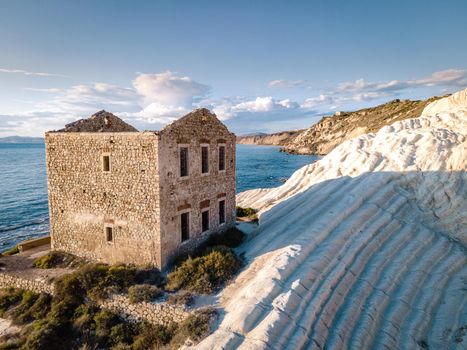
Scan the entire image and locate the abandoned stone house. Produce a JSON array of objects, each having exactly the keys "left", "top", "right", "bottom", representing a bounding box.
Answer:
[{"left": 45, "top": 108, "right": 236, "bottom": 269}]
